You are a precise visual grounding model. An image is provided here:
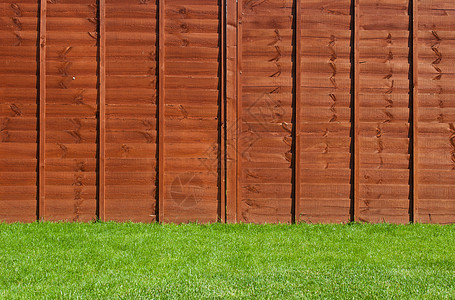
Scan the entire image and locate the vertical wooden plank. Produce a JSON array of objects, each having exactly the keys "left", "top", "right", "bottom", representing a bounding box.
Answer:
[
  {"left": 299, "top": 0, "right": 352, "bottom": 223},
  {"left": 104, "top": 0, "right": 158, "bottom": 222},
  {"left": 98, "top": 0, "right": 106, "bottom": 221},
  {"left": 416, "top": 0, "right": 455, "bottom": 224},
  {"left": 226, "top": 0, "right": 238, "bottom": 222},
  {"left": 0, "top": 1, "right": 40, "bottom": 222},
  {"left": 44, "top": 0, "right": 98, "bottom": 221},
  {"left": 158, "top": 0, "right": 165, "bottom": 223},
  {"left": 411, "top": 0, "right": 418, "bottom": 223},
  {"left": 237, "top": 1, "right": 294, "bottom": 223},
  {"left": 357, "top": 1, "right": 411, "bottom": 223},
  {"left": 235, "top": 0, "right": 242, "bottom": 223},
  {"left": 294, "top": 0, "right": 301, "bottom": 223},
  {"left": 163, "top": 1, "right": 222, "bottom": 223},
  {"left": 220, "top": 0, "right": 226, "bottom": 222},
  {"left": 39, "top": 0, "right": 47, "bottom": 220},
  {"left": 353, "top": 0, "right": 360, "bottom": 222}
]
